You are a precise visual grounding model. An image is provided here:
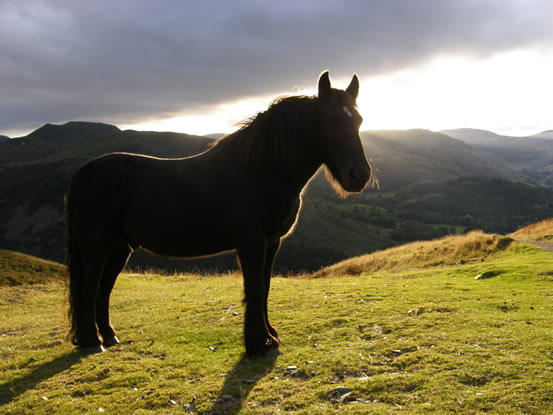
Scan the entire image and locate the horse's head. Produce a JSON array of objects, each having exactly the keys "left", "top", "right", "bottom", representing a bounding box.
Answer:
[{"left": 315, "top": 71, "right": 371, "bottom": 197}]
